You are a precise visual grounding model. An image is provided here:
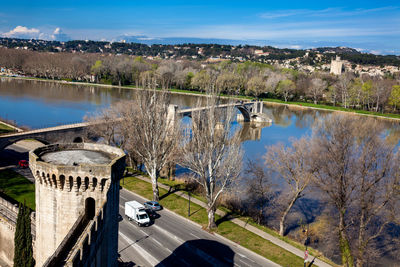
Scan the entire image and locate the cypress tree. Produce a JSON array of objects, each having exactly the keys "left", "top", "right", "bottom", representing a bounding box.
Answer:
[{"left": 13, "top": 201, "right": 35, "bottom": 267}]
